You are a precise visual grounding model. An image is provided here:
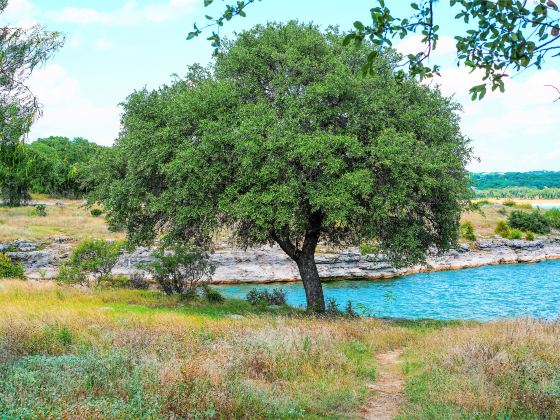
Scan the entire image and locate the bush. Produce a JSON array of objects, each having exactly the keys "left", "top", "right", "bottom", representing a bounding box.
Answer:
[
  {"left": 359, "top": 242, "right": 375, "bottom": 256},
  {"left": 460, "top": 221, "right": 476, "bottom": 241},
  {"left": 35, "top": 204, "right": 47, "bottom": 216},
  {"left": 129, "top": 272, "right": 150, "bottom": 290},
  {"left": 525, "top": 231, "right": 535, "bottom": 241},
  {"left": 27, "top": 204, "right": 47, "bottom": 217},
  {"left": 508, "top": 210, "right": 550, "bottom": 234},
  {"left": 145, "top": 245, "right": 215, "bottom": 298},
  {"left": 0, "top": 253, "right": 25, "bottom": 279},
  {"left": 544, "top": 208, "right": 560, "bottom": 229},
  {"left": 90, "top": 208, "right": 103, "bottom": 217},
  {"left": 503, "top": 199, "right": 516, "bottom": 207},
  {"left": 495, "top": 221, "right": 510, "bottom": 238},
  {"left": 514, "top": 203, "right": 532, "bottom": 209},
  {"left": 202, "top": 284, "right": 225, "bottom": 303},
  {"left": 325, "top": 297, "right": 340, "bottom": 314},
  {"left": 60, "top": 239, "right": 123, "bottom": 285},
  {"left": 508, "top": 229, "right": 523, "bottom": 240},
  {"left": 246, "top": 288, "right": 287, "bottom": 306}
]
